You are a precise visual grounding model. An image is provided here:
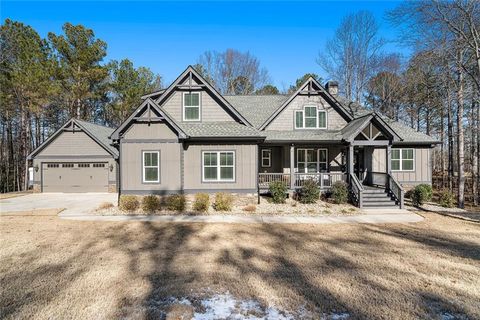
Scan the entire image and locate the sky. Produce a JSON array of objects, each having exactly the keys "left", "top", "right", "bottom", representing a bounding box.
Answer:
[{"left": 2, "top": 1, "right": 405, "bottom": 89}]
